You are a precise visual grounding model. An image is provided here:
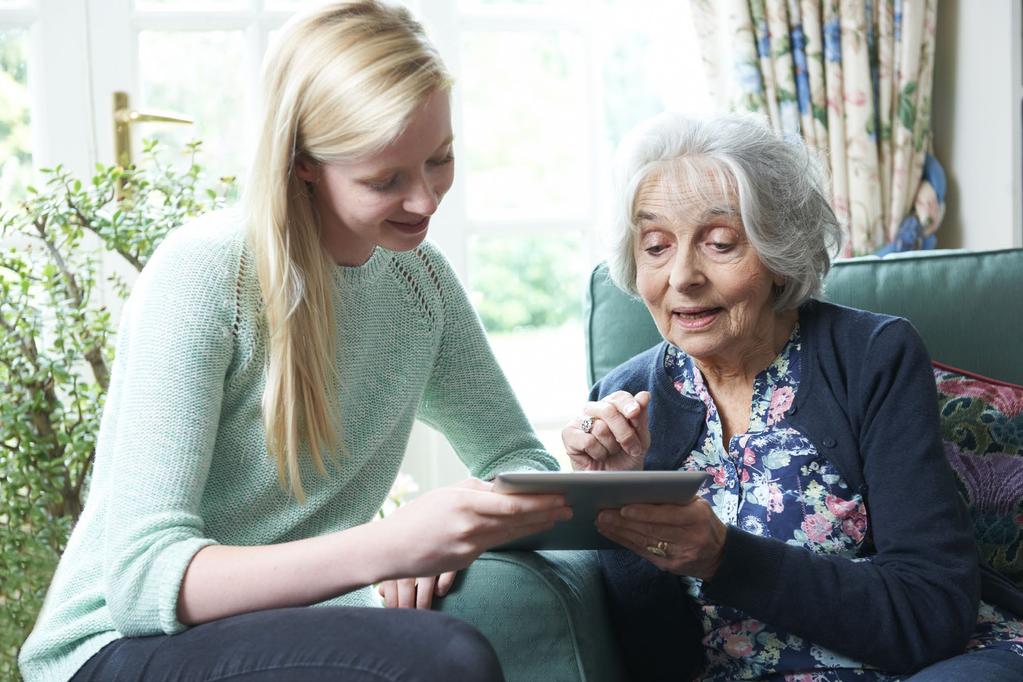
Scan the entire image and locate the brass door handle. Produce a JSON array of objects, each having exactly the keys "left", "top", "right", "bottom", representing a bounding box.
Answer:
[{"left": 112, "top": 91, "right": 193, "bottom": 167}]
